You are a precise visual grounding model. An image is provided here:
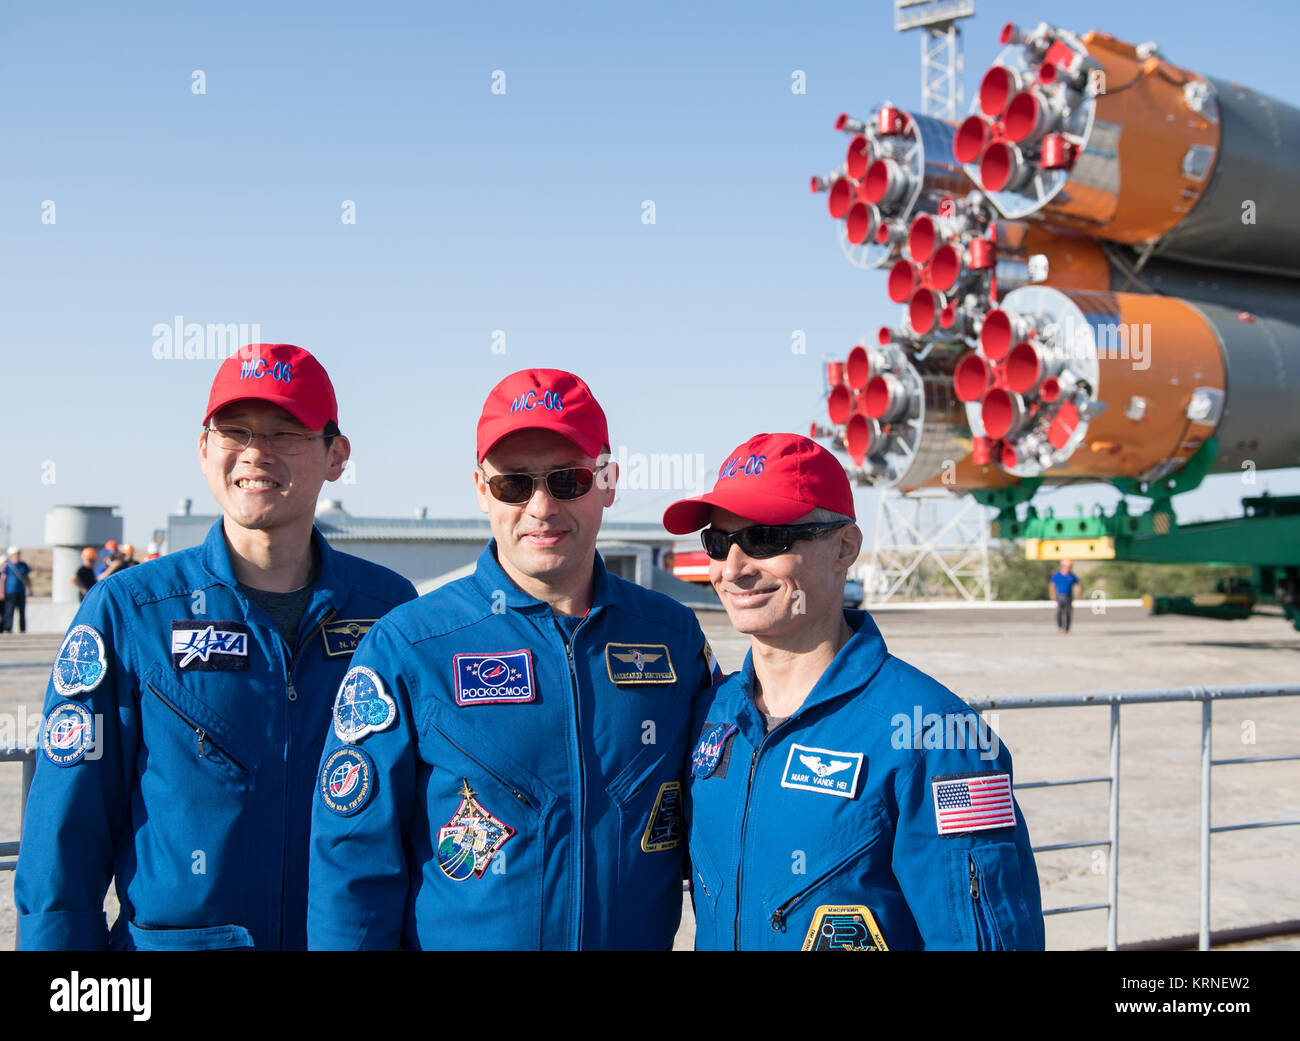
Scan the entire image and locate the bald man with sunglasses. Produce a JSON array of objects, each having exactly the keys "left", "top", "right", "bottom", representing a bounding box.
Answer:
[
  {"left": 665, "top": 432, "right": 1044, "bottom": 951},
  {"left": 308, "top": 368, "right": 720, "bottom": 950}
]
